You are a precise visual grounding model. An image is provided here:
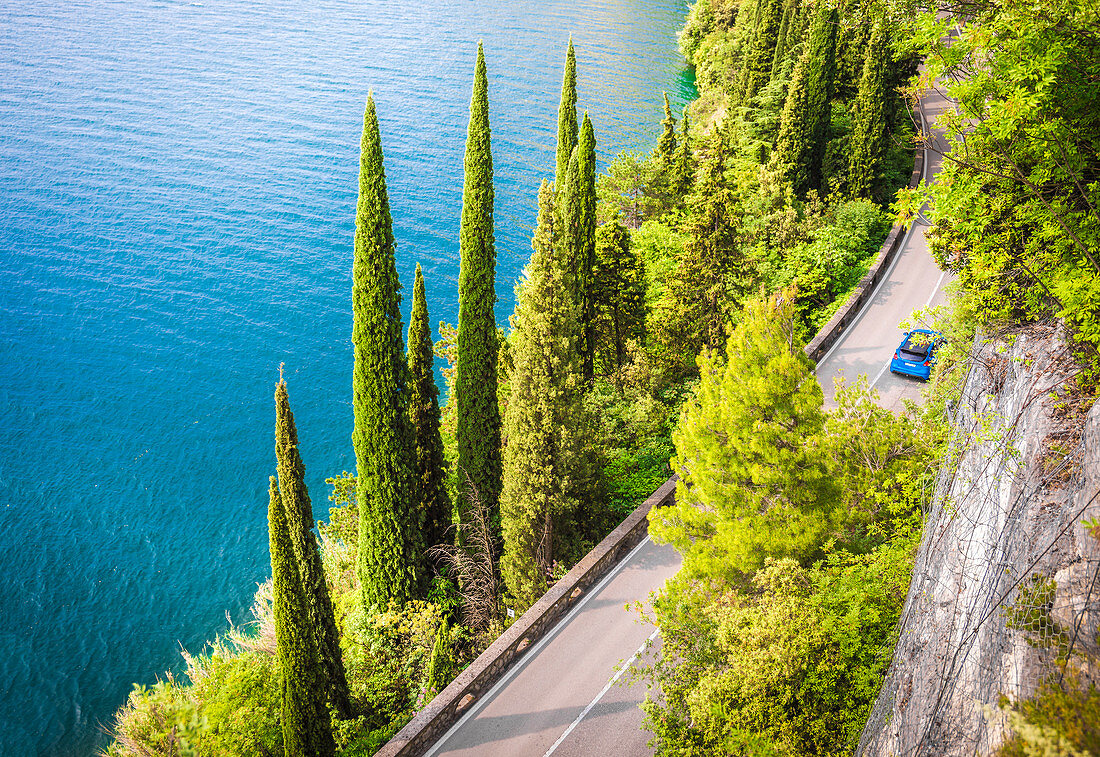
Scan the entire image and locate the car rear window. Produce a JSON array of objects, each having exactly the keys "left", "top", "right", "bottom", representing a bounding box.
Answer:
[{"left": 899, "top": 335, "right": 932, "bottom": 361}]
